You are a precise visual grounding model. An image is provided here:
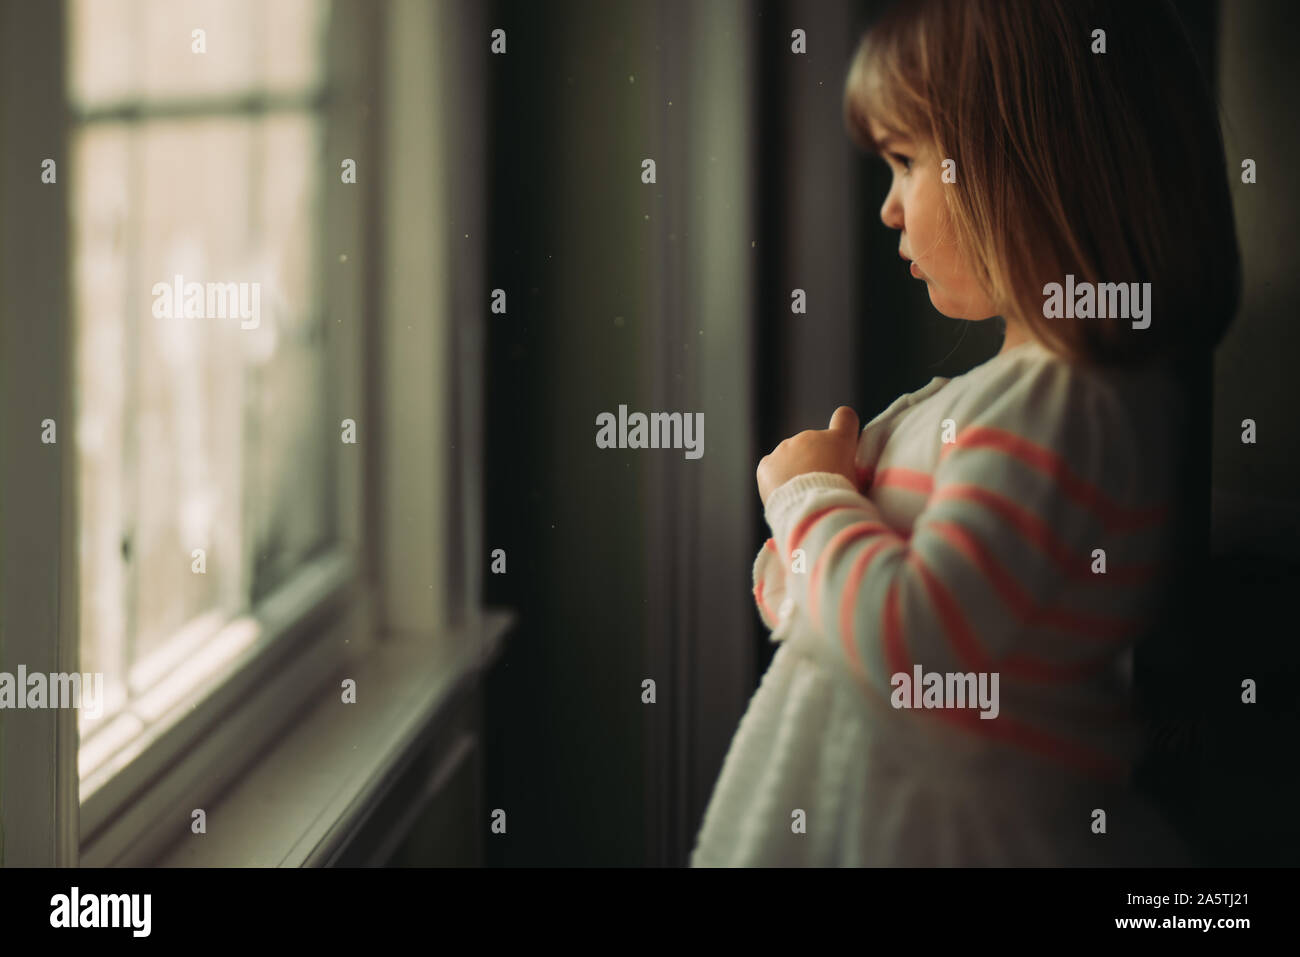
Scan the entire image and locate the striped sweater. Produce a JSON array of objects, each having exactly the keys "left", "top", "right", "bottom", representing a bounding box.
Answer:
[{"left": 692, "top": 339, "right": 1194, "bottom": 866}]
